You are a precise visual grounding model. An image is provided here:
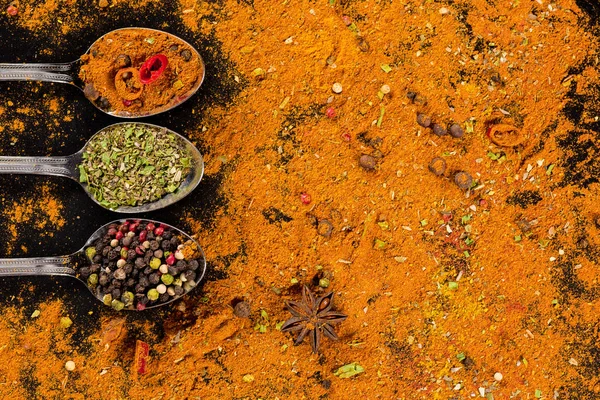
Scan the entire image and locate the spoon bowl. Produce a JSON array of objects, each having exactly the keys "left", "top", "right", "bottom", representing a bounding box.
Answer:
[
  {"left": 0, "top": 219, "right": 207, "bottom": 311},
  {"left": 0, "top": 27, "right": 205, "bottom": 118},
  {"left": 0, "top": 122, "right": 204, "bottom": 213}
]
